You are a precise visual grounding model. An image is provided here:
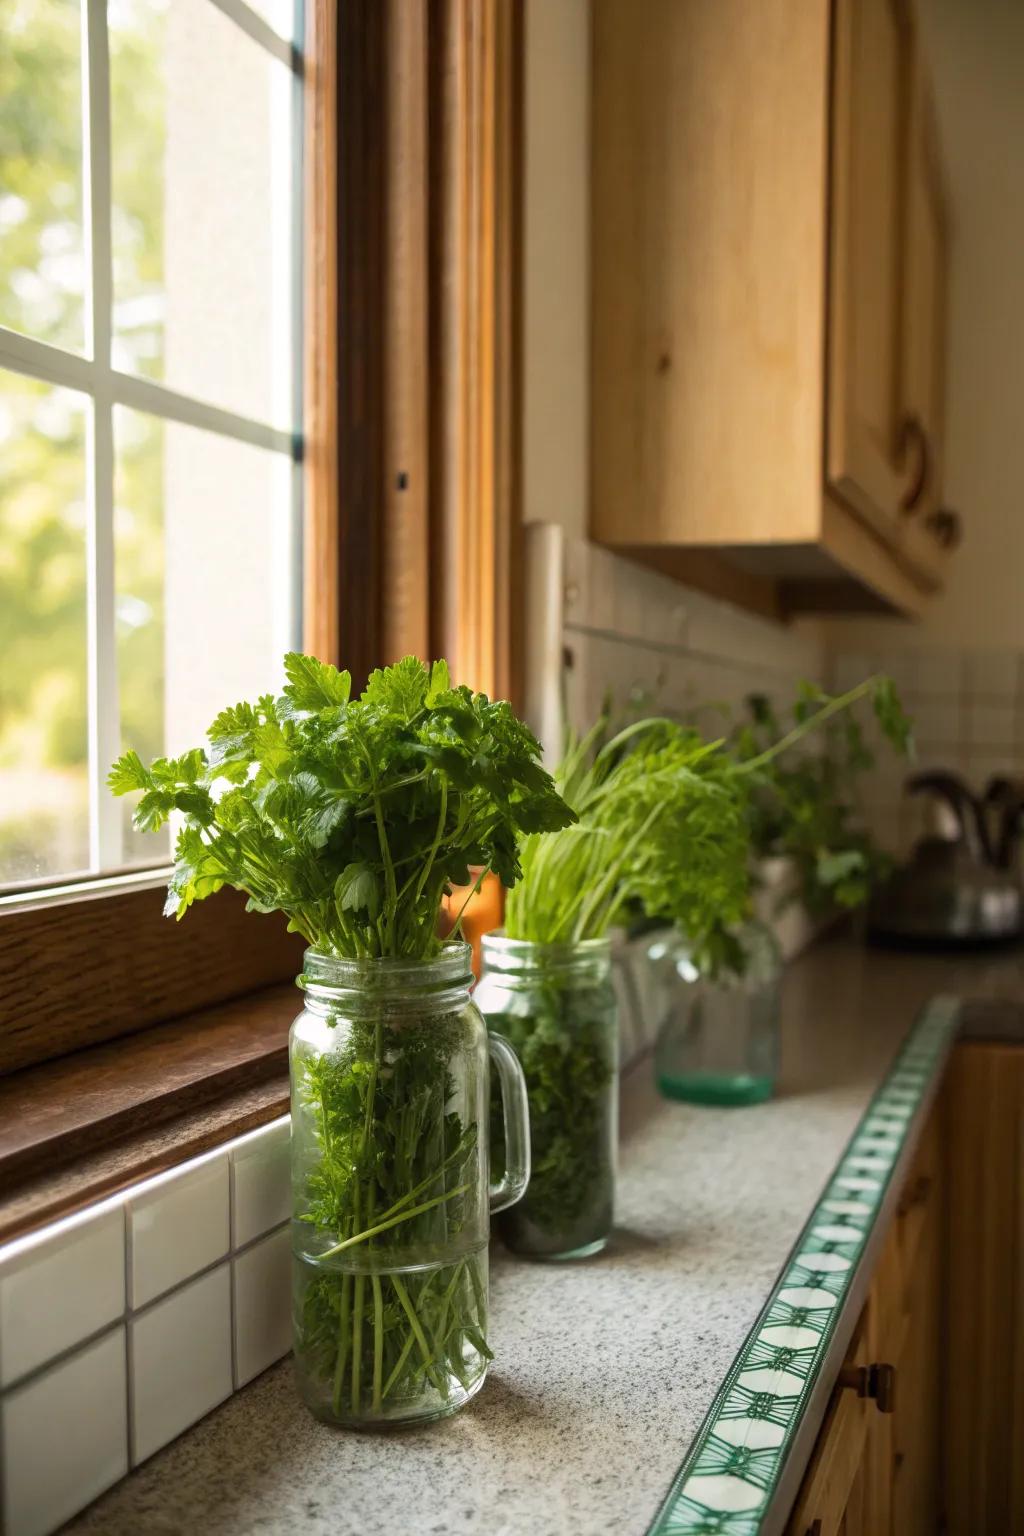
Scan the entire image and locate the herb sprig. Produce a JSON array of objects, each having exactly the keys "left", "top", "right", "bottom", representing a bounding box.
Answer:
[
  {"left": 109, "top": 653, "right": 574, "bottom": 960},
  {"left": 734, "top": 686, "right": 898, "bottom": 915}
]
